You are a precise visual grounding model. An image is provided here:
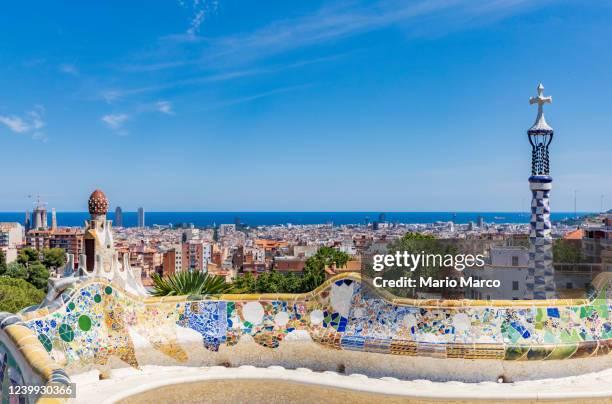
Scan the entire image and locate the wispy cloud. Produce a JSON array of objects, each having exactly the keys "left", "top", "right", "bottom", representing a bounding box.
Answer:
[
  {"left": 101, "top": 113, "right": 129, "bottom": 133},
  {"left": 104, "top": 54, "right": 344, "bottom": 99},
  {"left": 0, "top": 115, "right": 30, "bottom": 133},
  {"left": 208, "top": 84, "right": 314, "bottom": 109},
  {"left": 188, "top": 9, "right": 207, "bottom": 35},
  {"left": 29, "top": 109, "right": 45, "bottom": 130},
  {"left": 156, "top": 101, "right": 174, "bottom": 115},
  {"left": 153, "top": 0, "right": 539, "bottom": 70},
  {"left": 0, "top": 106, "right": 47, "bottom": 141},
  {"left": 119, "top": 59, "right": 194, "bottom": 73},
  {"left": 102, "top": 0, "right": 537, "bottom": 108},
  {"left": 22, "top": 58, "right": 46, "bottom": 68},
  {"left": 94, "top": 1, "right": 544, "bottom": 113},
  {"left": 100, "top": 85, "right": 167, "bottom": 103},
  {"left": 59, "top": 63, "right": 79, "bottom": 75},
  {"left": 177, "top": 0, "right": 219, "bottom": 35}
]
